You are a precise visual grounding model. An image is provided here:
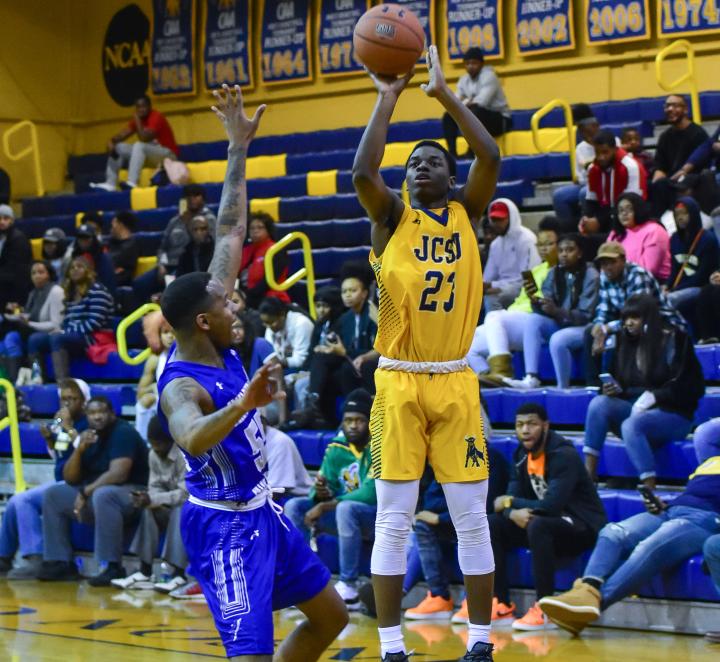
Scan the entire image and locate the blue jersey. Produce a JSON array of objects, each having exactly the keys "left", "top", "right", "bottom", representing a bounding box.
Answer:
[{"left": 157, "top": 347, "right": 268, "bottom": 503}]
